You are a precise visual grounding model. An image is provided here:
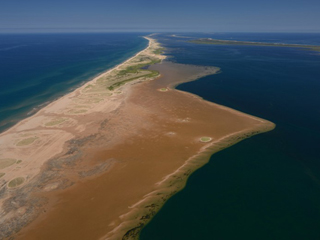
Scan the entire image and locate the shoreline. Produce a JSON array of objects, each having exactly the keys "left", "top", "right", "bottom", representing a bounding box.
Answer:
[
  {"left": 0, "top": 36, "right": 275, "bottom": 240},
  {"left": 101, "top": 76, "right": 275, "bottom": 239},
  {"left": 0, "top": 36, "right": 151, "bottom": 136},
  {"left": 0, "top": 38, "right": 150, "bottom": 134},
  {"left": 0, "top": 35, "right": 159, "bottom": 176},
  {"left": 0, "top": 35, "right": 164, "bottom": 238},
  {"left": 105, "top": 123, "right": 274, "bottom": 240}
]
